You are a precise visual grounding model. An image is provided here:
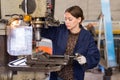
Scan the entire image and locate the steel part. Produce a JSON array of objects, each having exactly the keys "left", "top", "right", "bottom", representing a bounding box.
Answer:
[
  {"left": 9, "top": 64, "right": 62, "bottom": 72},
  {"left": 35, "top": 28, "right": 41, "bottom": 41},
  {"left": 32, "top": 17, "right": 45, "bottom": 46},
  {"left": 21, "top": 0, "right": 36, "bottom": 14},
  {"left": 8, "top": 54, "right": 75, "bottom": 72},
  {"left": 26, "top": 54, "right": 70, "bottom": 66}
]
